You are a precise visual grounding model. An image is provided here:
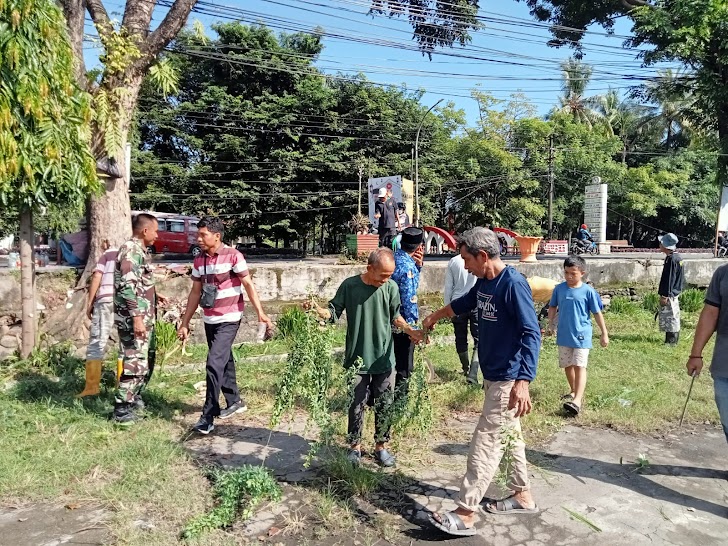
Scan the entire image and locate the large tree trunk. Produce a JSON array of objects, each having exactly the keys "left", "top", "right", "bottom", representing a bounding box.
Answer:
[
  {"left": 46, "top": 79, "right": 141, "bottom": 346},
  {"left": 83, "top": 74, "right": 144, "bottom": 278},
  {"left": 19, "top": 209, "right": 36, "bottom": 358},
  {"left": 48, "top": 0, "right": 197, "bottom": 344}
]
